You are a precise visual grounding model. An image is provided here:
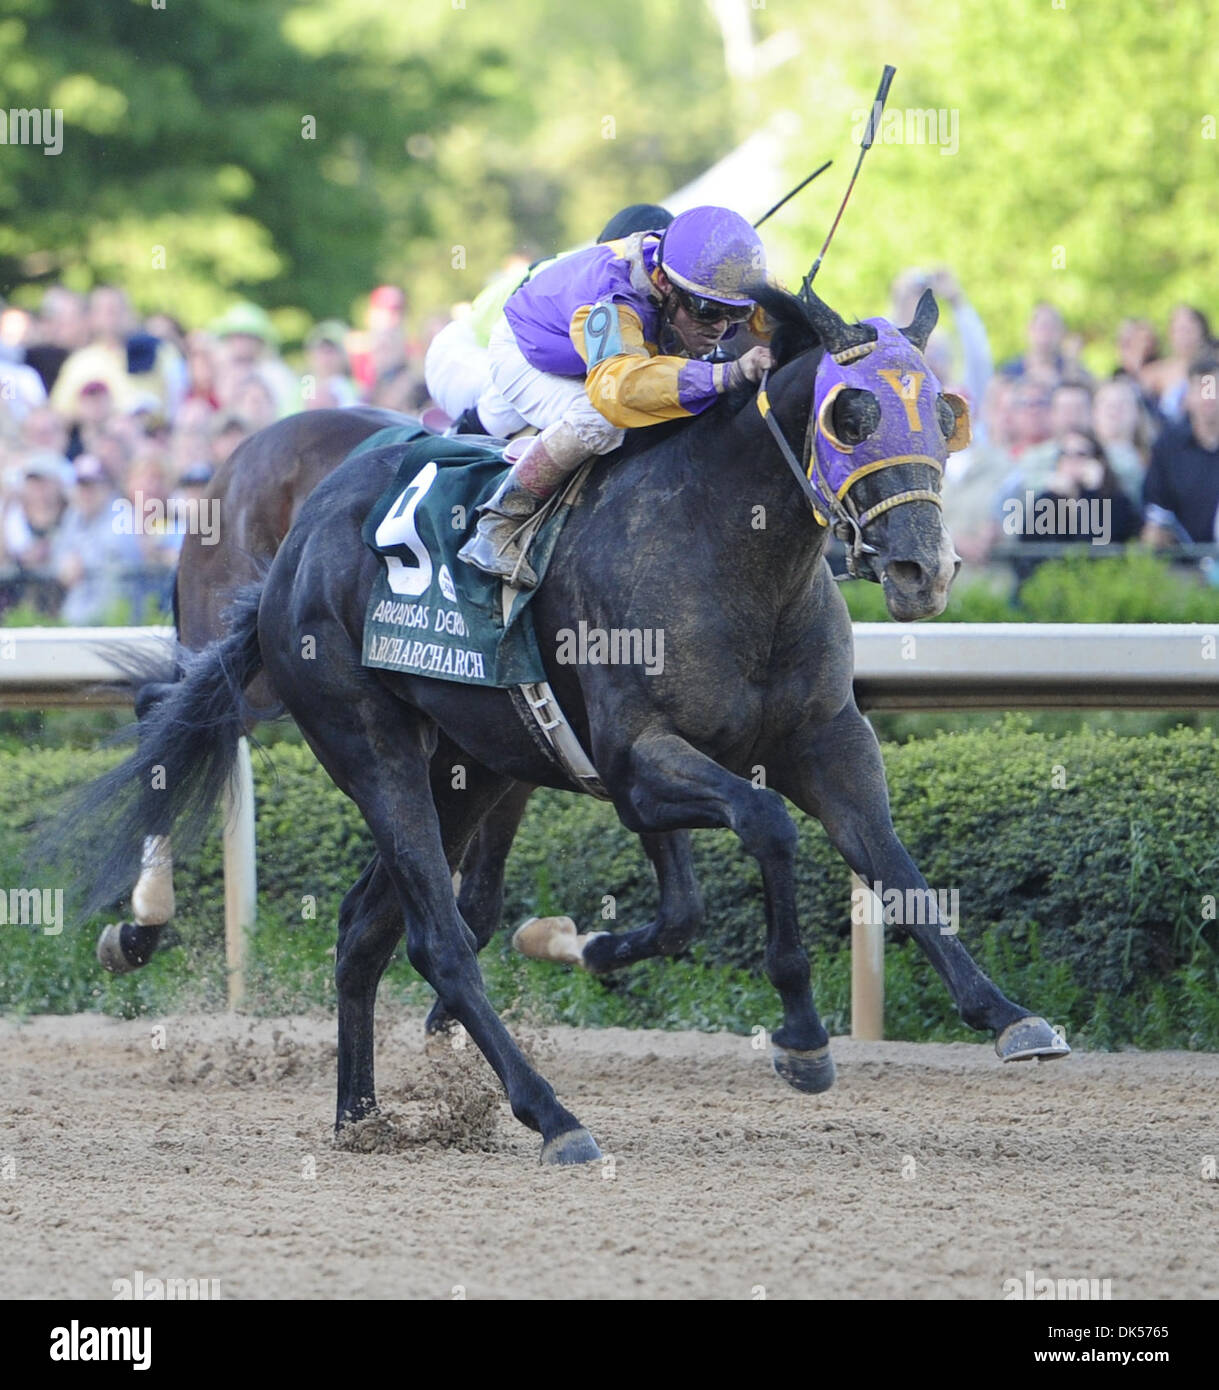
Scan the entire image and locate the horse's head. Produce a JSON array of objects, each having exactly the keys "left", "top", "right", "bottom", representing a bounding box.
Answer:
[{"left": 753, "top": 284, "right": 970, "bottom": 621}]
